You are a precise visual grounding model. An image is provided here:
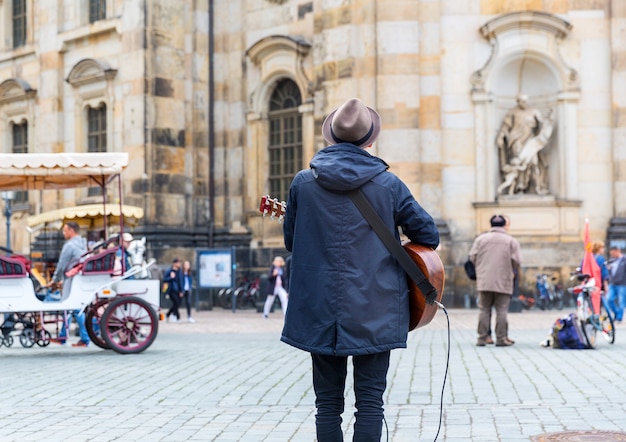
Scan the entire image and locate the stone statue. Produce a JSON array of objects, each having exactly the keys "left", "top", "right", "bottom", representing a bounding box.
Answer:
[{"left": 496, "top": 93, "right": 554, "bottom": 196}]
